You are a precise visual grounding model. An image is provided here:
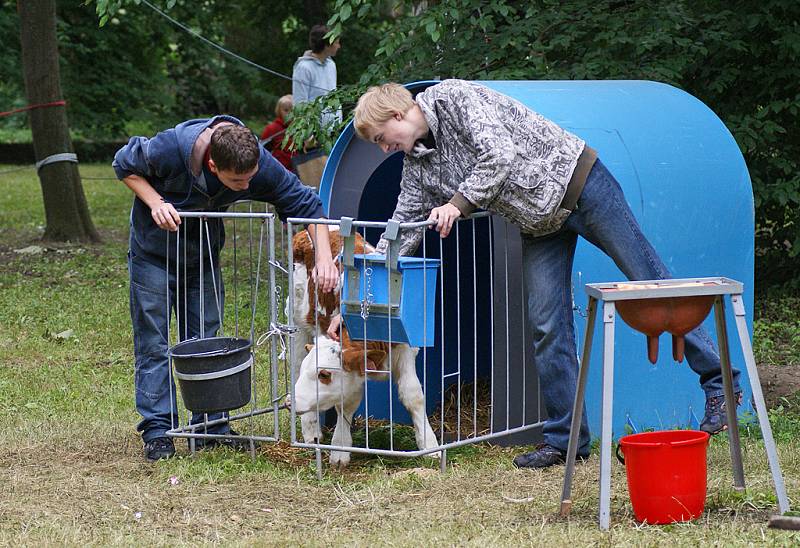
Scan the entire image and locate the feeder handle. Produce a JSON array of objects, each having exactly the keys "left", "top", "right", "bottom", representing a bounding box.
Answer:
[{"left": 615, "top": 443, "right": 625, "bottom": 465}]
